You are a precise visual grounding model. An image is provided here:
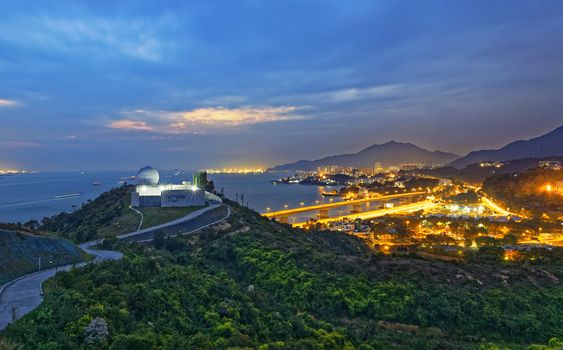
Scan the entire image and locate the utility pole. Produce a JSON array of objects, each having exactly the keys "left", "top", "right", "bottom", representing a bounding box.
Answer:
[
  {"left": 38, "top": 257, "right": 41, "bottom": 271},
  {"left": 235, "top": 193, "right": 239, "bottom": 204},
  {"left": 240, "top": 193, "right": 245, "bottom": 207}
]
